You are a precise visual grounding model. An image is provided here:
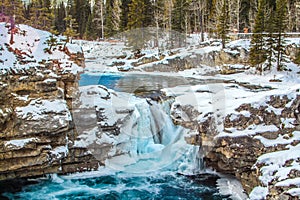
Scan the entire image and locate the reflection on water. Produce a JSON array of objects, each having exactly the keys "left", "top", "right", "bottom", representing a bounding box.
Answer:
[{"left": 80, "top": 73, "right": 219, "bottom": 97}]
